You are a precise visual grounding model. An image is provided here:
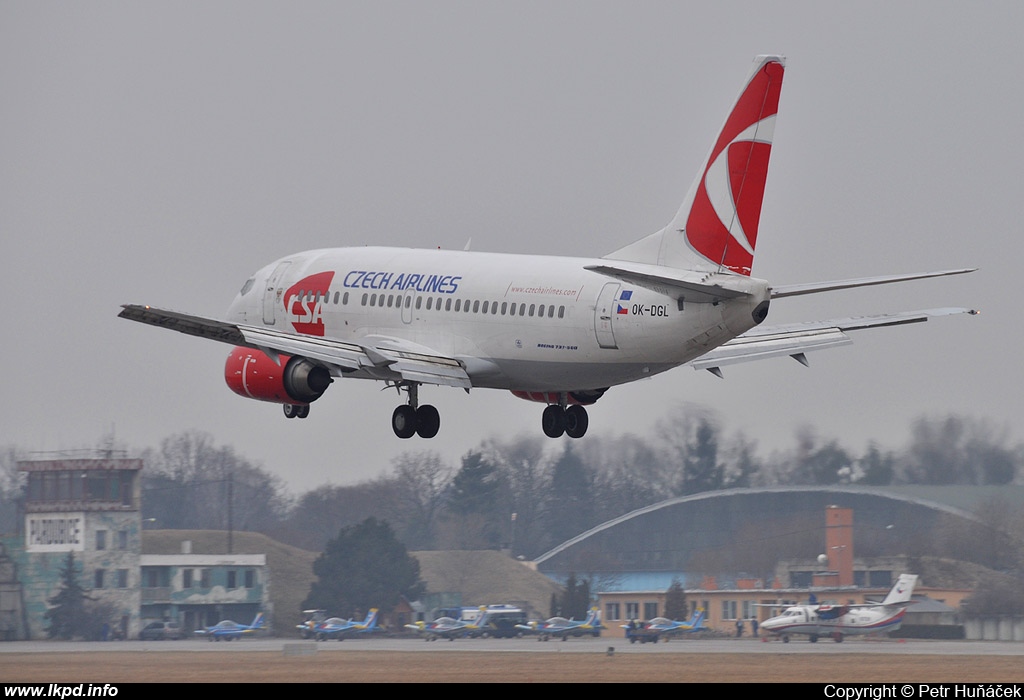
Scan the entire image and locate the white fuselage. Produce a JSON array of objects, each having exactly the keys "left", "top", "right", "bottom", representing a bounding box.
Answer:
[
  {"left": 225, "top": 246, "right": 770, "bottom": 393},
  {"left": 759, "top": 605, "right": 907, "bottom": 640}
]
